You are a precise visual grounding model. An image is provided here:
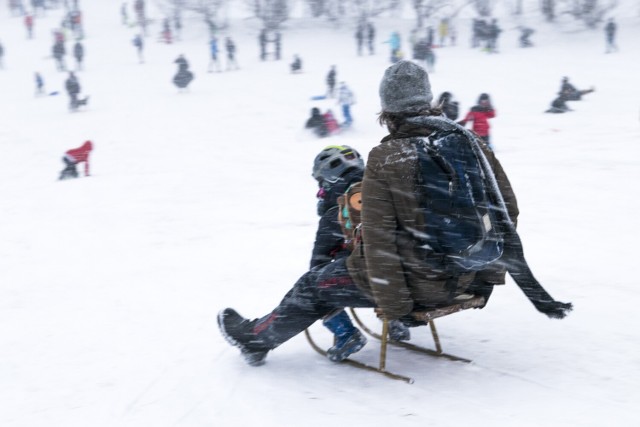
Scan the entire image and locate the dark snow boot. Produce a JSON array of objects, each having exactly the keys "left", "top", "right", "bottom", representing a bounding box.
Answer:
[
  {"left": 322, "top": 310, "right": 367, "bottom": 362},
  {"left": 217, "top": 308, "right": 270, "bottom": 367},
  {"left": 388, "top": 319, "right": 411, "bottom": 341}
]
